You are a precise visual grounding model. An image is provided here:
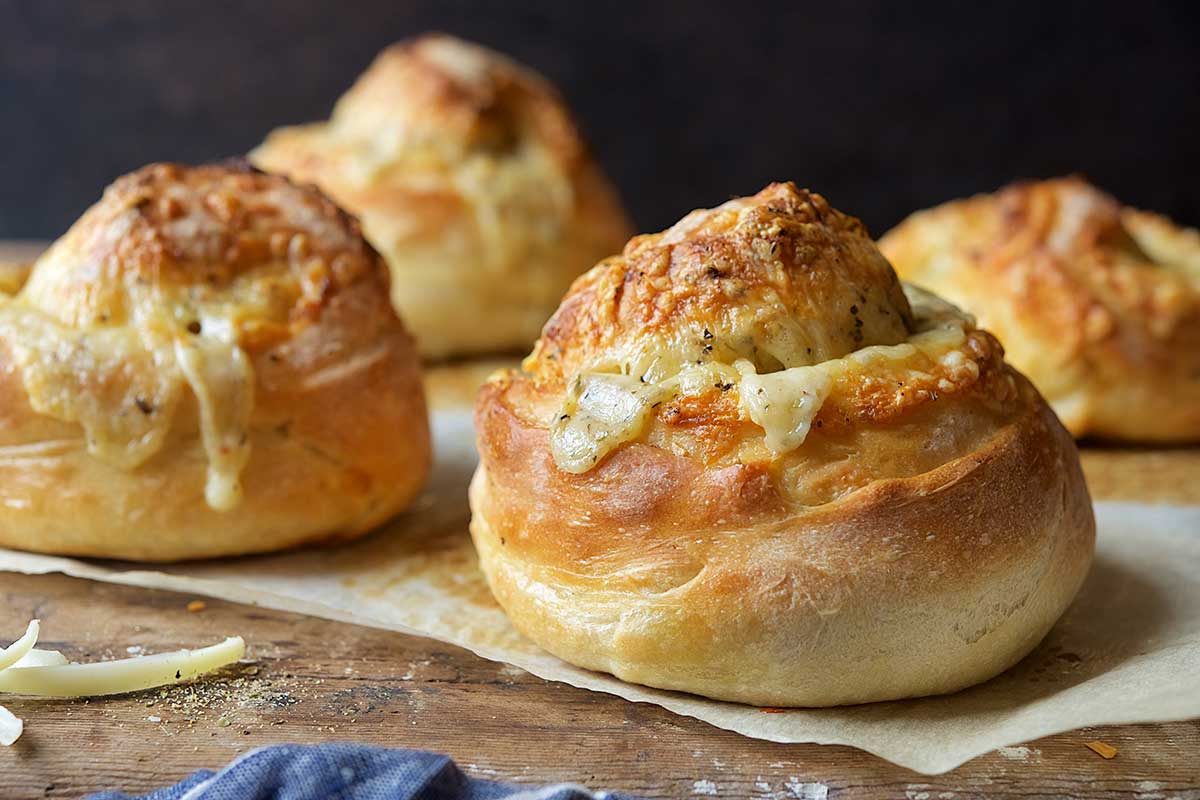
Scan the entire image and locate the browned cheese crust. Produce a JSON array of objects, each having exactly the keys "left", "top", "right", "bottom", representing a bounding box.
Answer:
[
  {"left": 252, "top": 34, "right": 633, "bottom": 359},
  {"left": 470, "top": 183, "right": 1094, "bottom": 706},
  {"left": 880, "top": 177, "right": 1200, "bottom": 441},
  {"left": 0, "top": 162, "right": 431, "bottom": 561}
]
